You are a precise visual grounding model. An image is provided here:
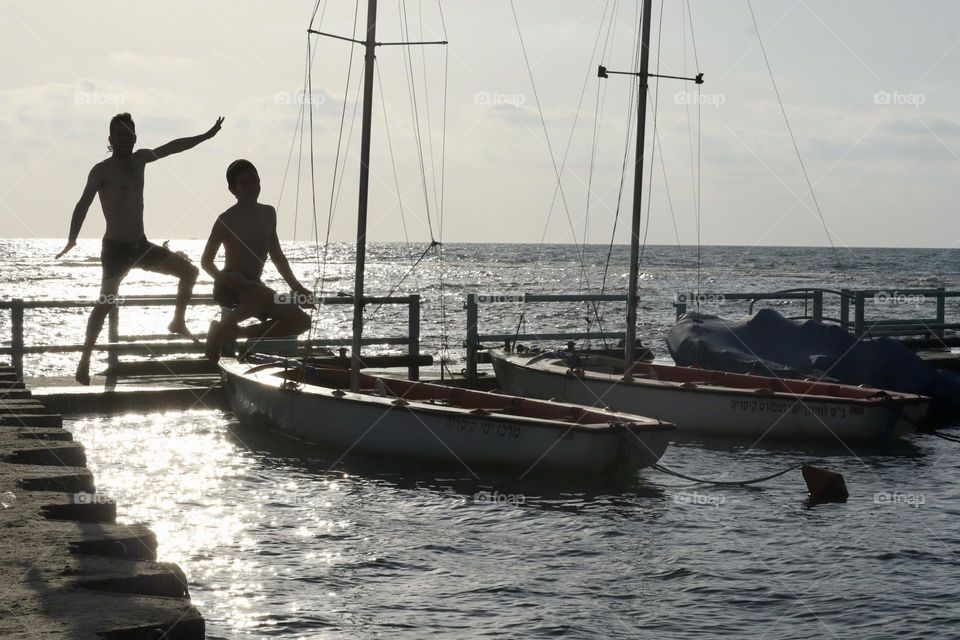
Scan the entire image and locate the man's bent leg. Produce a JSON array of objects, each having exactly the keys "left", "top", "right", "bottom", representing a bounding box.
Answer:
[{"left": 145, "top": 250, "right": 200, "bottom": 340}]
